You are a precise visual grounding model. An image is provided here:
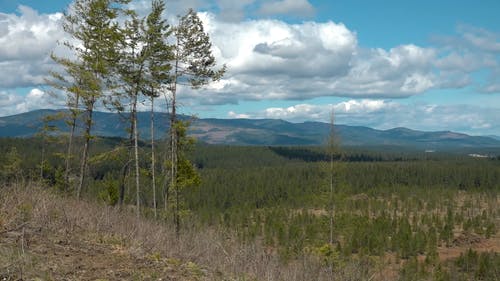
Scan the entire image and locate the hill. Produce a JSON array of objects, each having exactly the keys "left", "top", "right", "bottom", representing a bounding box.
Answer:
[
  {"left": 1, "top": 109, "right": 500, "bottom": 150},
  {"left": 0, "top": 183, "right": 372, "bottom": 280}
]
